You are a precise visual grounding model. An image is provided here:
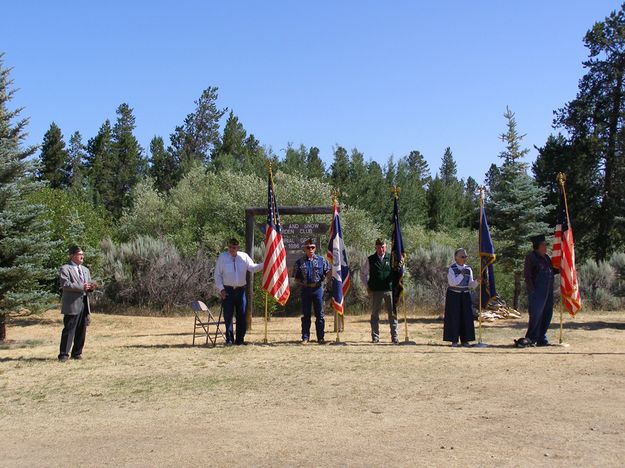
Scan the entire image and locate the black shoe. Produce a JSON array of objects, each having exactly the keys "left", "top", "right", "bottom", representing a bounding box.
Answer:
[
  {"left": 372, "top": 337, "right": 380, "bottom": 343},
  {"left": 58, "top": 356, "right": 68, "bottom": 362},
  {"left": 318, "top": 339, "right": 326, "bottom": 345},
  {"left": 225, "top": 341, "right": 234, "bottom": 346},
  {"left": 235, "top": 341, "right": 248, "bottom": 346},
  {"left": 392, "top": 336, "right": 399, "bottom": 344},
  {"left": 71, "top": 355, "right": 82, "bottom": 360}
]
